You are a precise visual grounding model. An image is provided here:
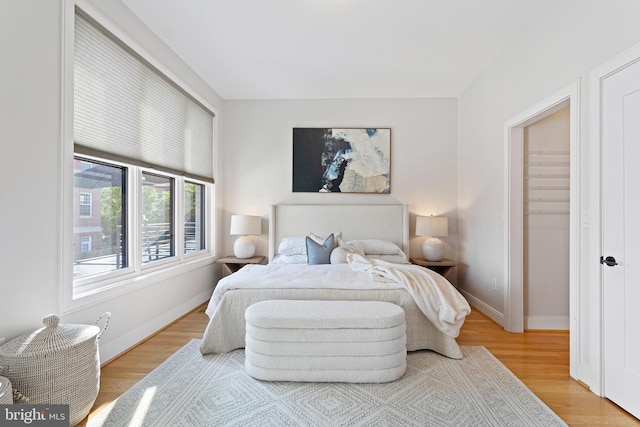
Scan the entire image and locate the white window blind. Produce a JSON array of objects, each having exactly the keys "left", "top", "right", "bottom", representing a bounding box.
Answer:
[{"left": 74, "top": 11, "right": 214, "bottom": 183}]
